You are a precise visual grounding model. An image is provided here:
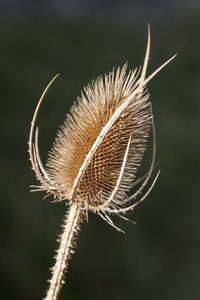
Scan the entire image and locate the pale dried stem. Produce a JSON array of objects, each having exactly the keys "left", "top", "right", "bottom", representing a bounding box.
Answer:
[{"left": 44, "top": 203, "right": 81, "bottom": 300}]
